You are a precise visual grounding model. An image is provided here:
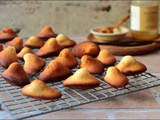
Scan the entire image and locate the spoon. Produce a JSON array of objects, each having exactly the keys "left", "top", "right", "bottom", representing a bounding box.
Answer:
[{"left": 99, "top": 14, "right": 130, "bottom": 33}]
